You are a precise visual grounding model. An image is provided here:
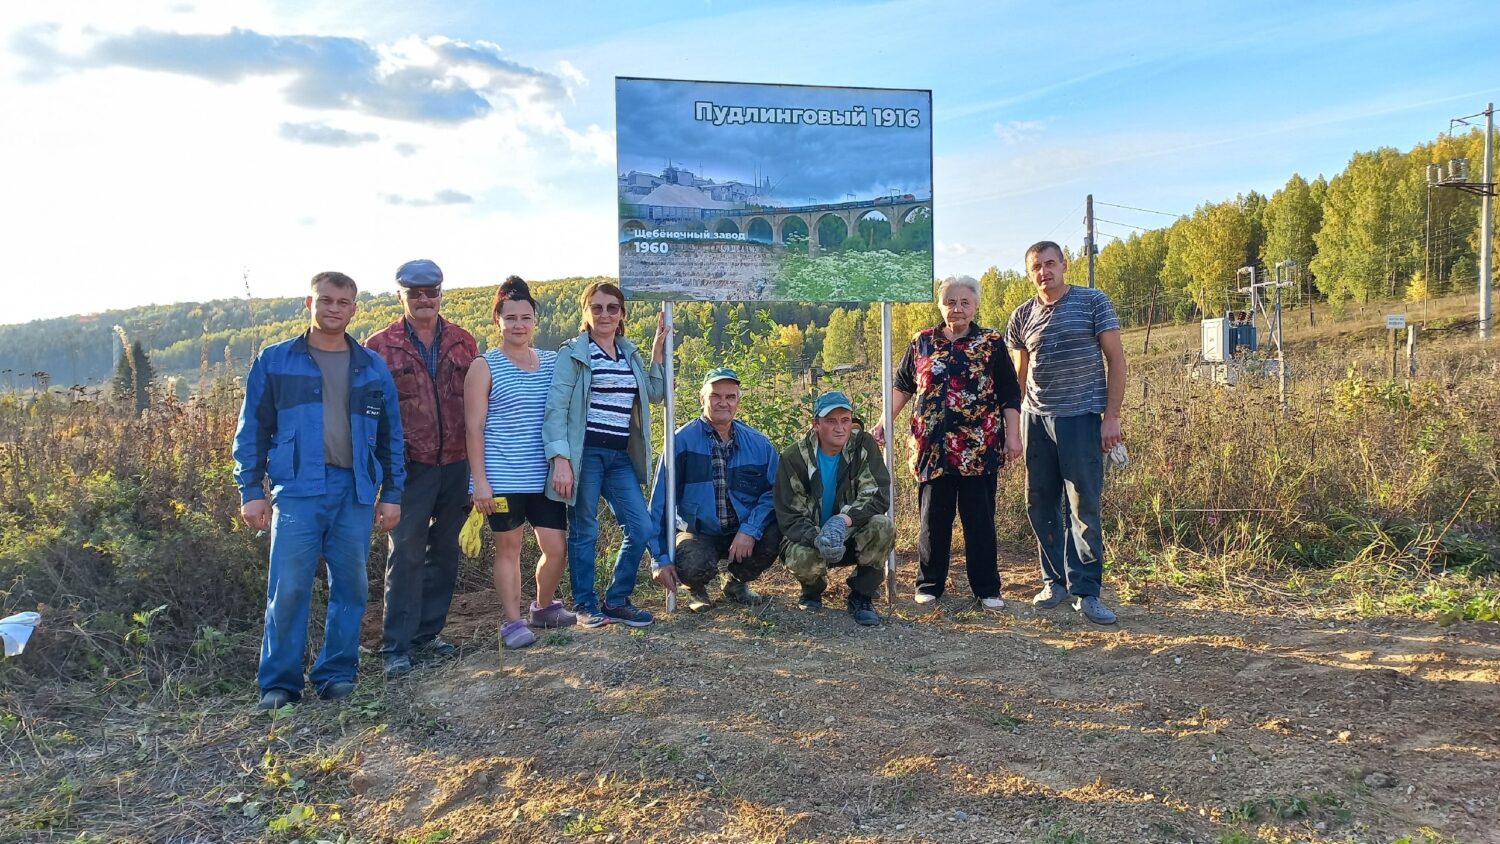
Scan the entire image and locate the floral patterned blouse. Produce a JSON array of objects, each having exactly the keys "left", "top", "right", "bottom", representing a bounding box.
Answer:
[{"left": 894, "top": 323, "right": 1023, "bottom": 481}]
